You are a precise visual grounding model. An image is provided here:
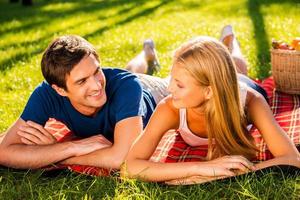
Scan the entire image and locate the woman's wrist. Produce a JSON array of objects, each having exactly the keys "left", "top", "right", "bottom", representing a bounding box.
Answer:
[{"left": 190, "top": 161, "right": 212, "bottom": 176}]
